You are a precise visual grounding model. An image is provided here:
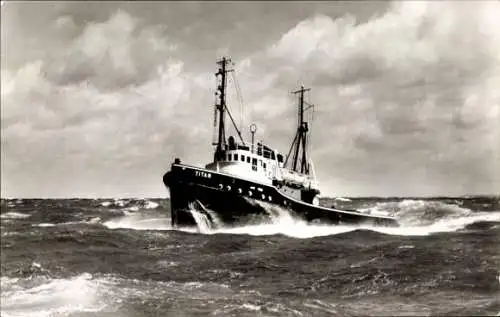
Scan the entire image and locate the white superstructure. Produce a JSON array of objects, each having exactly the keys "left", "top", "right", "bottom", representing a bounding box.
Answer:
[{"left": 205, "top": 137, "right": 320, "bottom": 200}]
